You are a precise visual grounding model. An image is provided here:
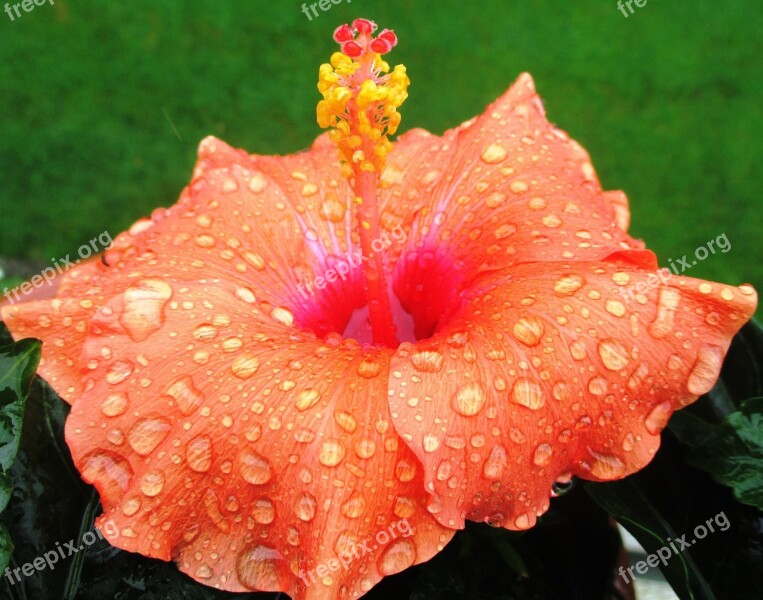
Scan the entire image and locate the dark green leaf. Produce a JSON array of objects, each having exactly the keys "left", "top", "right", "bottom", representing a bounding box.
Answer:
[
  {"left": 0, "top": 338, "right": 41, "bottom": 576},
  {"left": 685, "top": 398, "right": 763, "bottom": 511},
  {"left": 0, "top": 338, "right": 41, "bottom": 471},
  {"left": 585, "top": 477, "right": 715, "bottom": 600}
]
